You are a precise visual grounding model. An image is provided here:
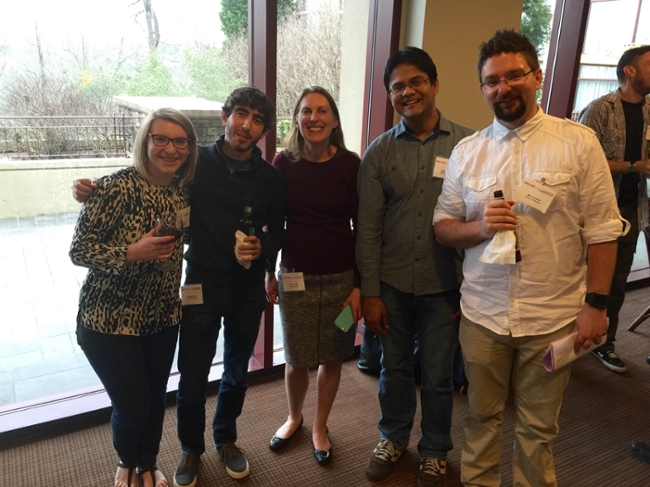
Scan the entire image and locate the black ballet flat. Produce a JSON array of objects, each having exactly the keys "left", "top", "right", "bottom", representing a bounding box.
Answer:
[
  {"left": 313, "top": 445, "right": 332, "bottom": 466},
  {"left": 269, "top": 416, "right": 304, "bottom": 452}
]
